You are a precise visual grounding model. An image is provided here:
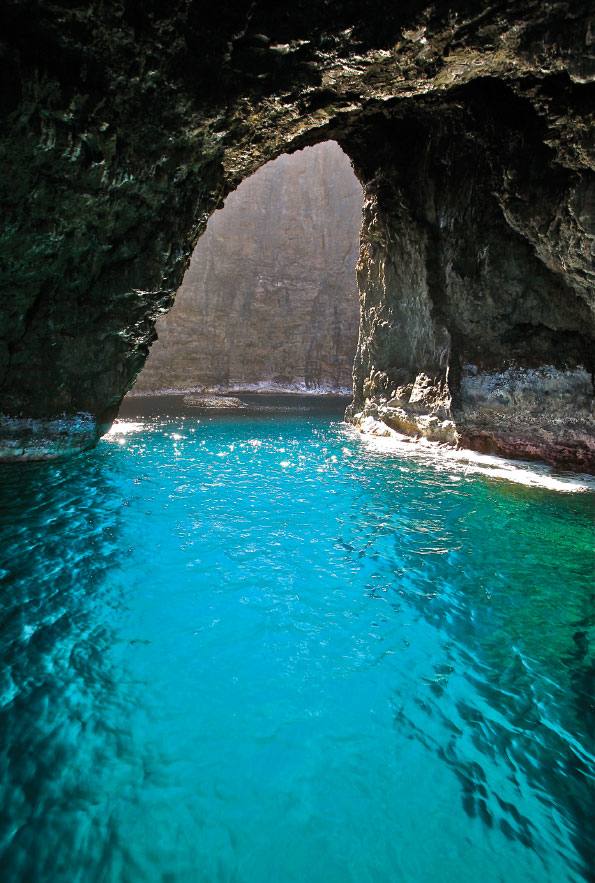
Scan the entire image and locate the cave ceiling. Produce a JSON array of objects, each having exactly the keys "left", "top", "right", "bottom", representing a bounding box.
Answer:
[{"left": 0, "top": 0, "right": 593, "bottom": 467}]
